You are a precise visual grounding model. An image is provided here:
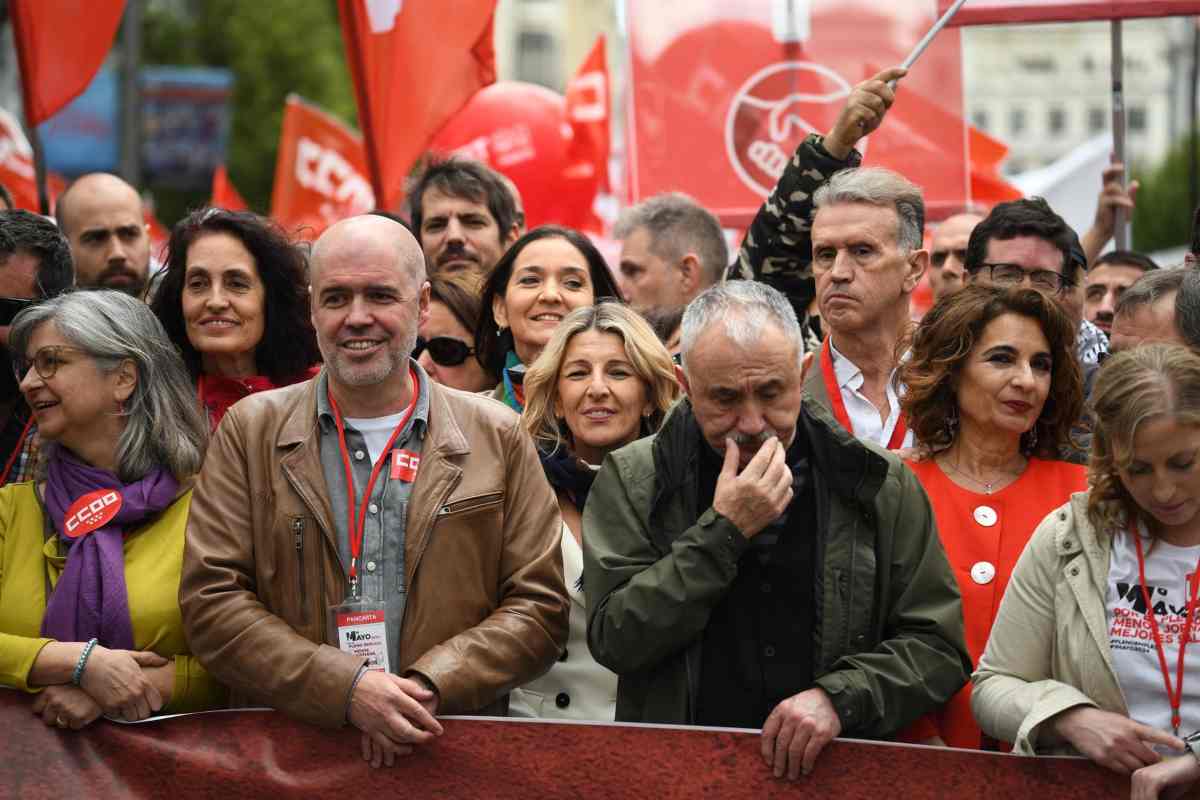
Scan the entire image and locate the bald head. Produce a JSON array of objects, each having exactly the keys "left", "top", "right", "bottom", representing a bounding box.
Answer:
[
  {"left": 309, "top": 215, "right": 431, "bottom": 415},
  {"left": 56, "top": 173, "right": 150, "bottom": 296},
  {"left": 929, "top": 212, "right": 983, "bottom": 301},
  {"left": 311, "top": 214, "right": 425, "bottom": 288}
]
